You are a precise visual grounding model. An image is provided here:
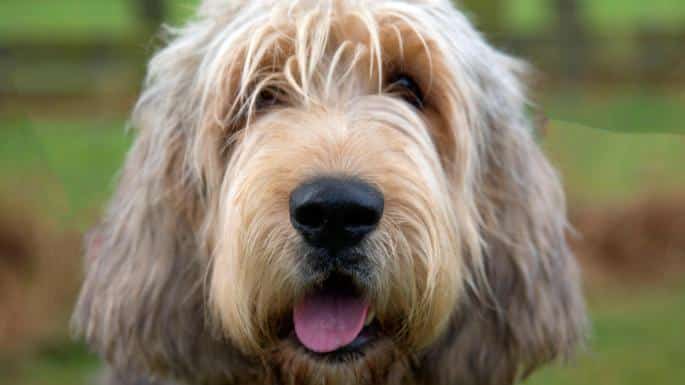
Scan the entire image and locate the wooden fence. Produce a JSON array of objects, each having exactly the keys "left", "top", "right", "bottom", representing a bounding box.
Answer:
[{"left": 1, "top": 30, "right": 684, "bottom": 101}]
